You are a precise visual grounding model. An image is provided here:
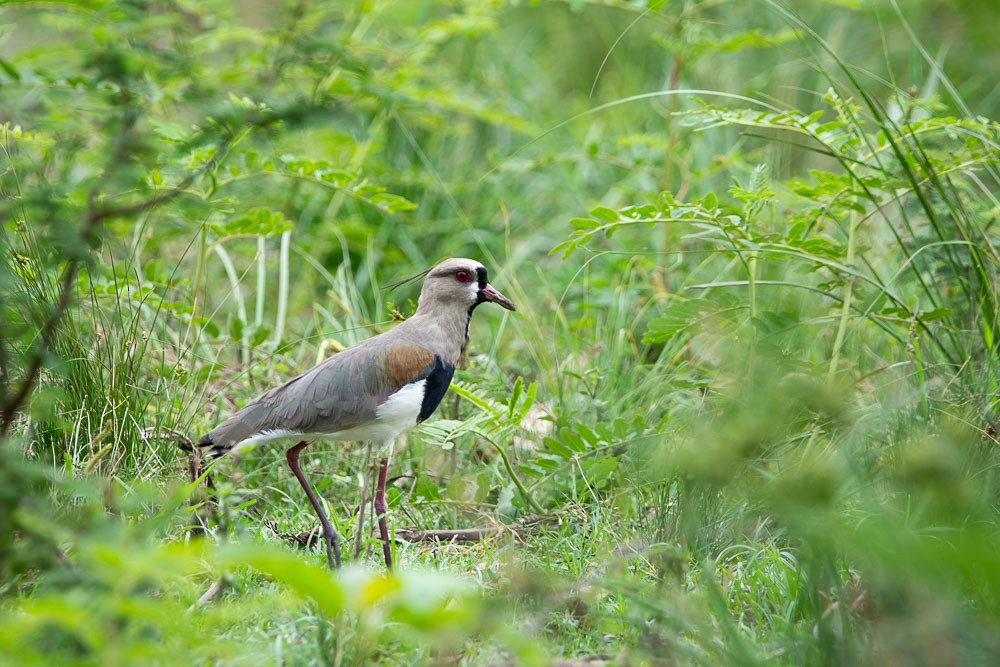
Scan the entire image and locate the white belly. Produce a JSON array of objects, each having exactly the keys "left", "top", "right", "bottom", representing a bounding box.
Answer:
[{"left": 333, "top": 379, "right": 425, "bottom": 446}]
